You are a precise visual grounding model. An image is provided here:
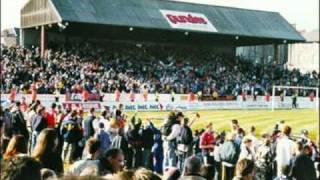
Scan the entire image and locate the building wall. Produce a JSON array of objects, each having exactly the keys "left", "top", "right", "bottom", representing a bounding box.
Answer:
[{"left": 288, "top": 42, "right": 319, "bottom": 73}]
